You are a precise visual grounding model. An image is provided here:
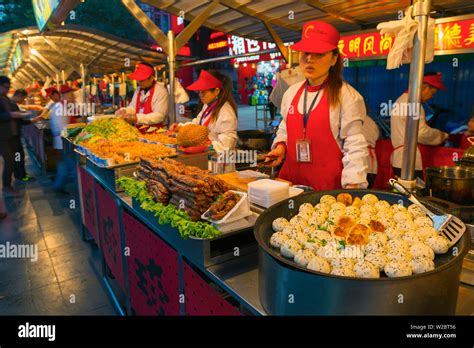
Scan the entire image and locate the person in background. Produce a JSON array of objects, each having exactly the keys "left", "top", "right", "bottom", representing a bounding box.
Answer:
[
  {"left": 390, "top": 72, "right": 449, "bottom": 178},
  {"left": 361, "top": 114, "right": 380, "bottom": 188},
  {"left": 8, "top": 89, "right": 36, "bottom": 182},
  {"left": 115, "top": 62, "right": 169, "bottom": 130},
  {"left": 50, "top": 85, "right": 76, "bottom": 194},
  {"left": 0, "top": 76, "right": 32, "bottom": 196},
  {"left": 34, "top": 87, "right": 61, "bottom": 122},
  {"left": 169, "top": 69, "right": 238, "bottom": 153}
]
